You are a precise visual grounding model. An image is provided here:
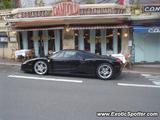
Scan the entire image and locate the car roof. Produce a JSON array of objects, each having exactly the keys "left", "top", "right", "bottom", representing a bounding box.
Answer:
[{"left": 60, "top": 49, "right": 84, "bottom": 52}]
